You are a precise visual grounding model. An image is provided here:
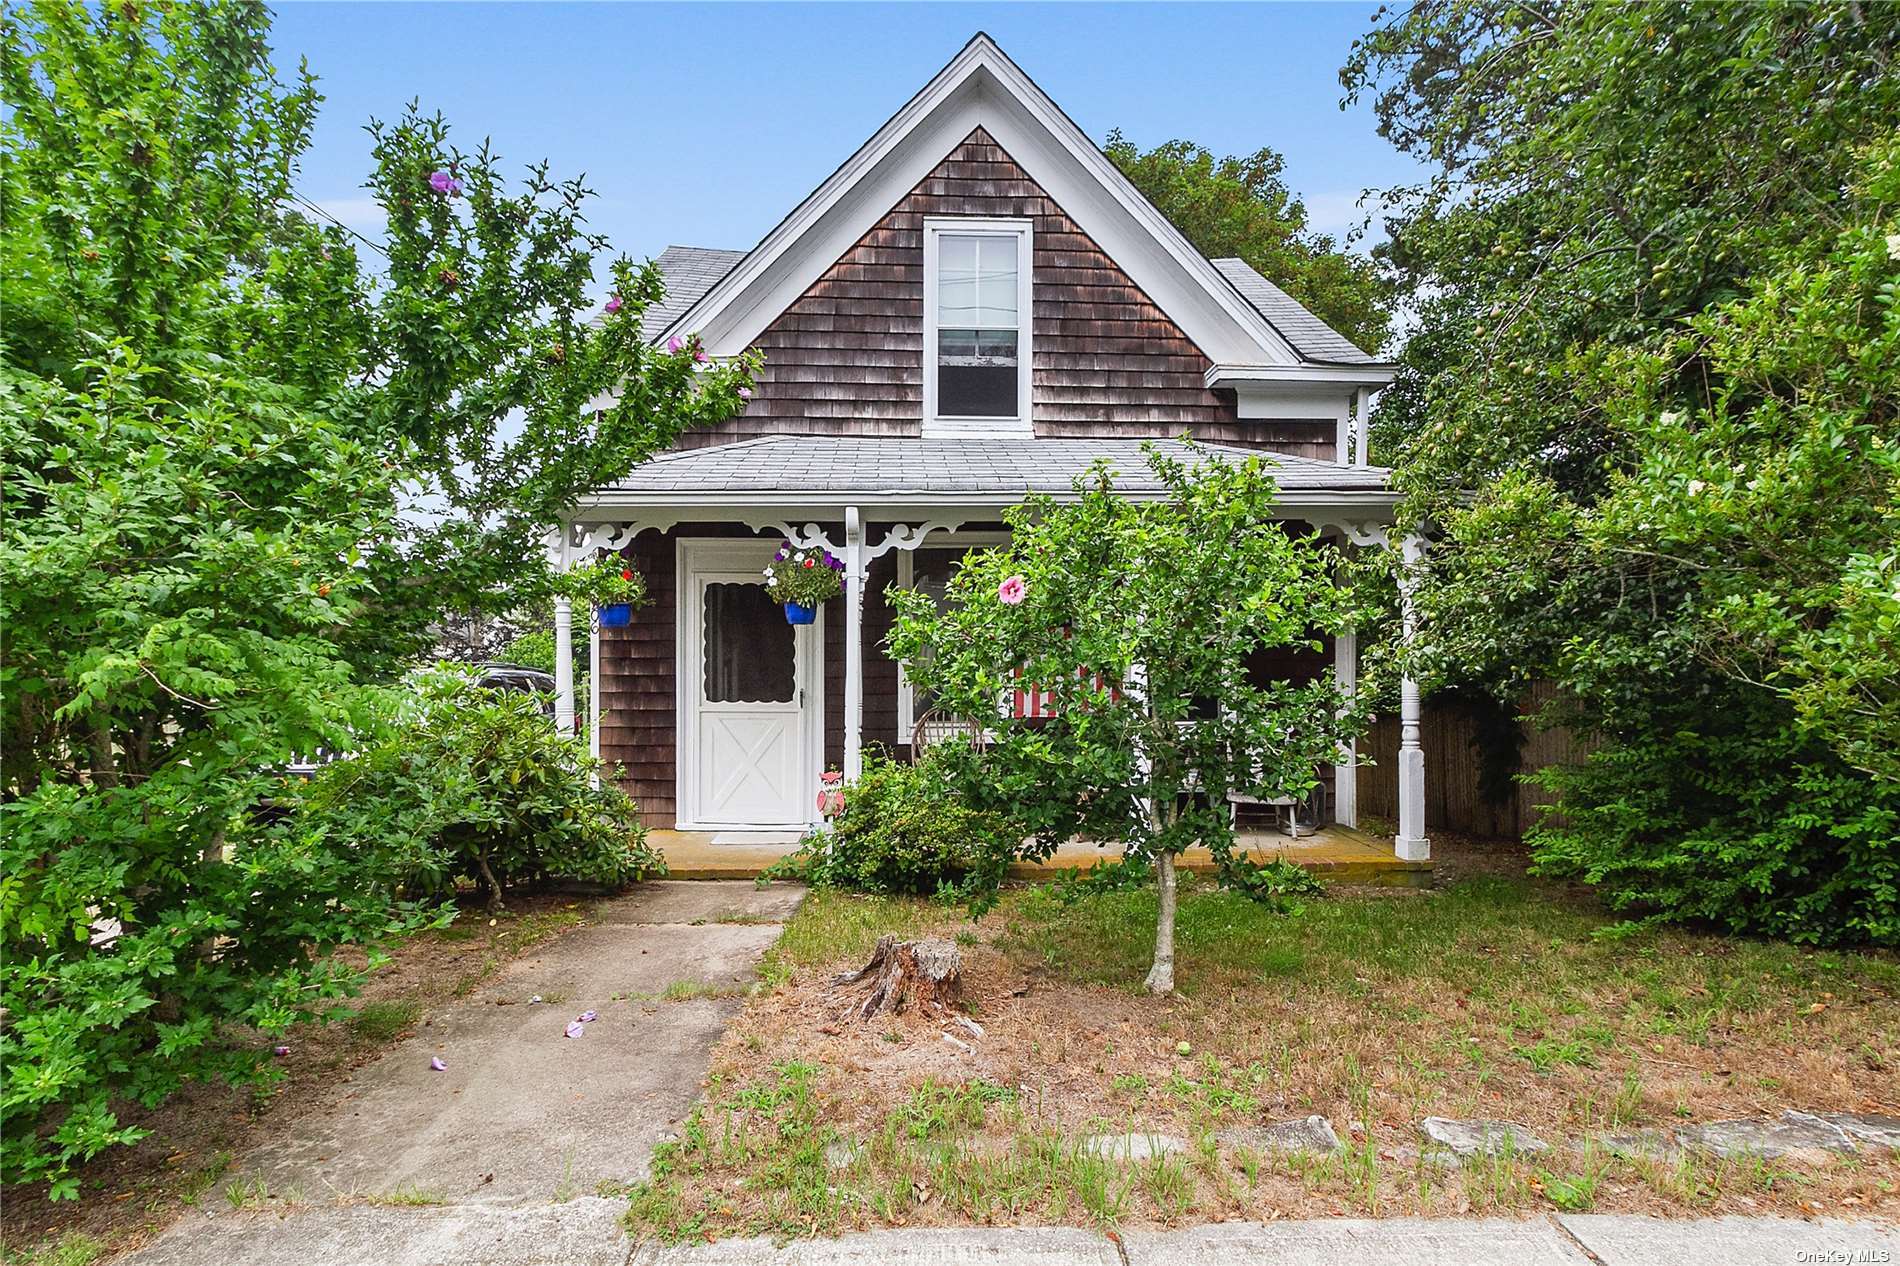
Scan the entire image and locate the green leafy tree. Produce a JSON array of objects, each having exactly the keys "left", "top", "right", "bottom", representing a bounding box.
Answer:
[
  {"left": 1, "top": 0, "right": 751, "bottom": 1192},
  {"left": 888, "top": 447, "right": 1367, "bottom": 993},
  {"left": 1106, "top": 130, "right": 1390, "bottom": 352},
  {"left": 1341, "top": 1, "right": 1900, "bottom": 942}
]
